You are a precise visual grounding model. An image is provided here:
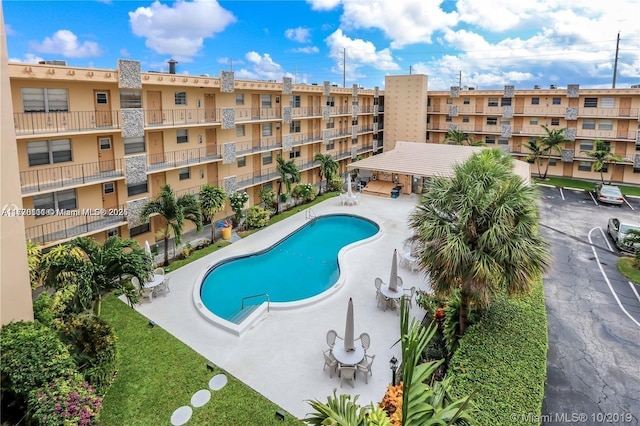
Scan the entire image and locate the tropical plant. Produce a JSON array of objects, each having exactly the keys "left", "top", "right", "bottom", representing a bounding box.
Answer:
[
  {"left": 246, "top": 205, "right": 270, "bottom": 229},
  {"left": 327, "top": 175, "right": 344, "bottom": 193},
  {"left": 40, "top": 236, "right": 152, "bottom": 315},
  {"left": 28, "top": 376, "right": 102, "bottom": 426},
  {"left": 539, "top": 125, "right": 568, "bottom": 179},
  {"left": 259, "top": 186, "right": 277, "bottom": 212},
  {"left": 26, "top": 240, "right": 43, "bottom": 289},
  {"left": 408, "top": 149, "right": 550, "bottom": 334},
  {"left": 292, "top": 183, "right": 317, "bottom": 203},
  {"left": 198, "top": 184, "right": 227, "bottom": 242},
  {"left": 582, "top": 139, "right": 624, "bottom": 184},
  {"left": 314, "top": 153, "right": 339, "bottom": 194},
  {"left": 444, "top": 129, "right": 470, "bottom": 145},
  {"left": 275, "top": 155, "right": 301, "bottom": 213},
  {"left": 140, "top": 184, "right": 203, "bottom": 267},
  {"left": 306, "top": 391, "right": 370, "bottom": 425},
  {"left": 523, "top": 136, "right": 546, "bottom": 178},
  {"left": 228, "top": 191, "right": 249, "bottom": 227}
]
